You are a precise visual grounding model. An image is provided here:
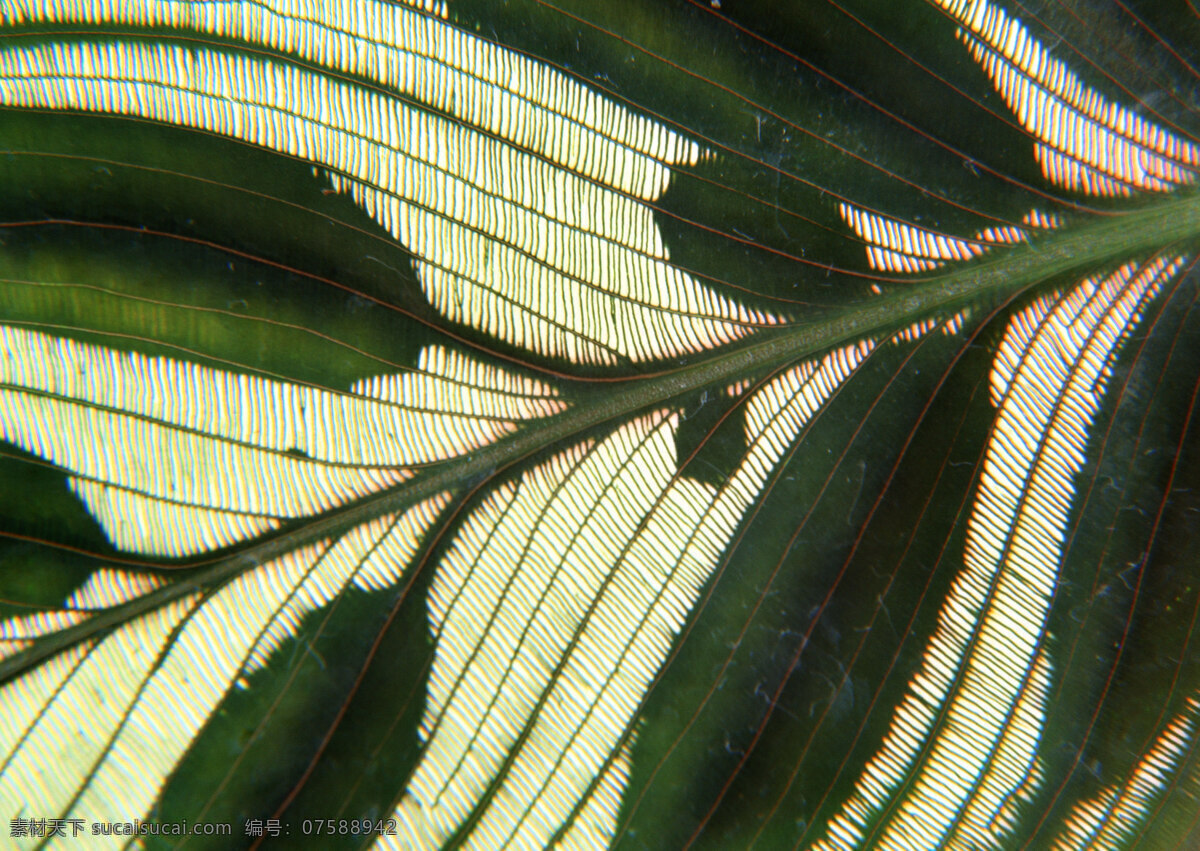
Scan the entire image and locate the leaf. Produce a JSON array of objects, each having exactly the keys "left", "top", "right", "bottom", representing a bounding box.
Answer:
[
  {"left": 0, "top": 325, "right": 559, "bottom": 556},
  {"left": 814, "top": 257, "right": 1183, "bottom": 849},
  {"left": 0, "top": 0, "right": 1198, "bottom": 848}
]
